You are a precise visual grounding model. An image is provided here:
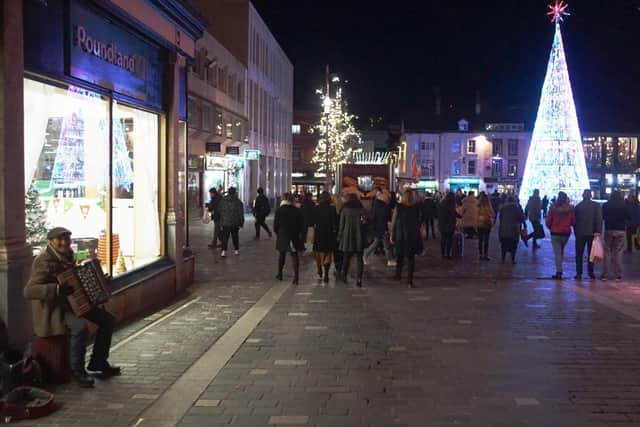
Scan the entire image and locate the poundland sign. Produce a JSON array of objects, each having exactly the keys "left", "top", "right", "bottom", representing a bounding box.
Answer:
[
  {"left": 75, "top": 25, "right": 145, "bottom": 78},
  {"left": 68, "top": 0, "right": 163, "bottom": 107}
]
